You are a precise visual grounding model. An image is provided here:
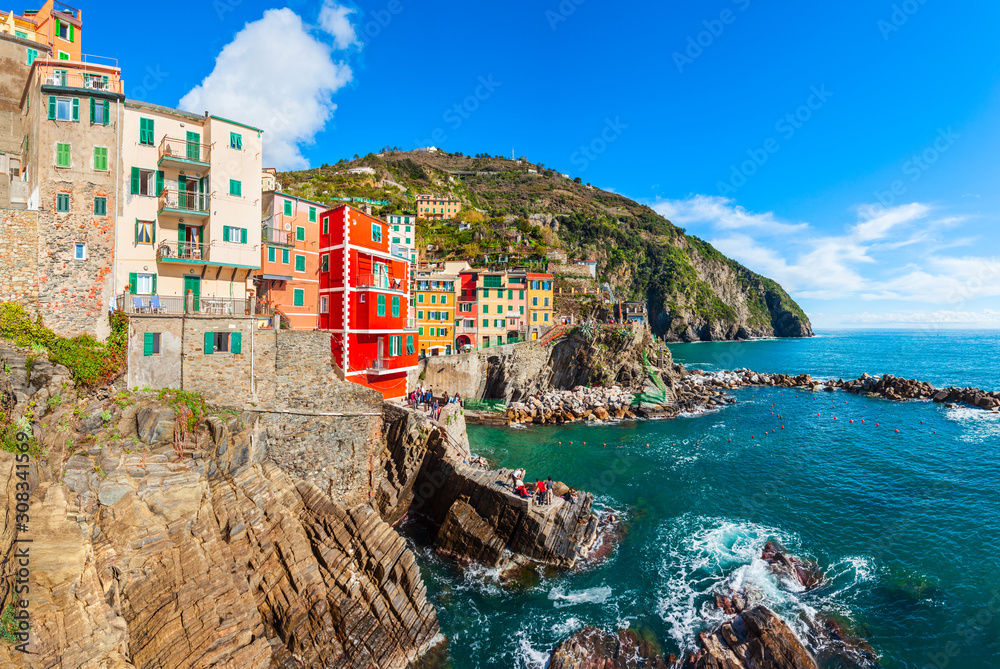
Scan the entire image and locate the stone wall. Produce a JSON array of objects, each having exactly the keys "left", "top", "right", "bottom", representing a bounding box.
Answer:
[{"left": 0, "top": 208, "right": 38, "bottom": 303}]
